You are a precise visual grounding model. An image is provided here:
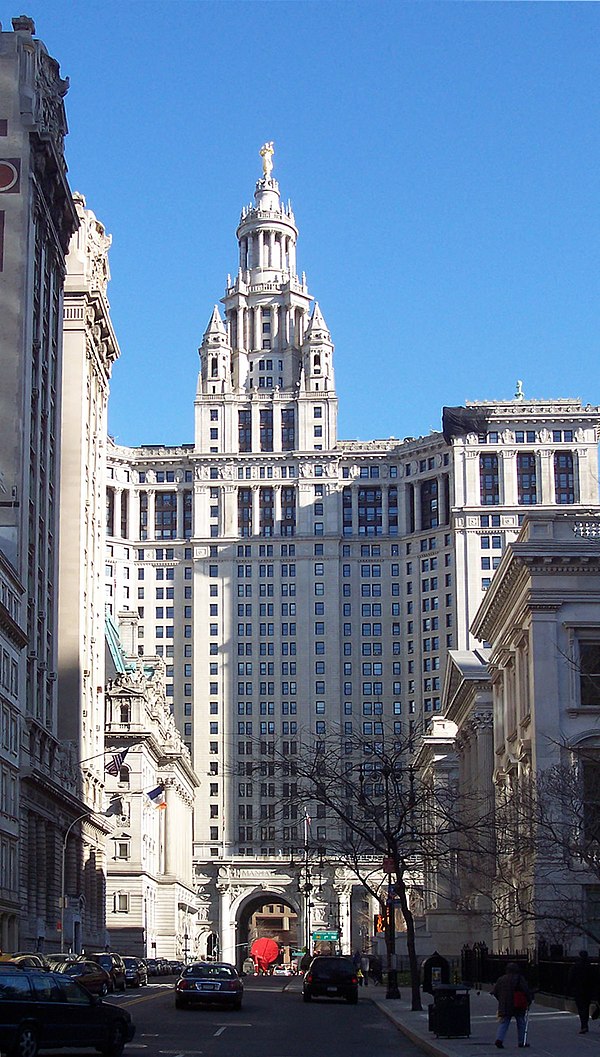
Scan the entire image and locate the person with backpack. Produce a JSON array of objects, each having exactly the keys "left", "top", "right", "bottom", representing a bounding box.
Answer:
[{"left": 492, "top": 961, "right": 533, "bottom": 1049}]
